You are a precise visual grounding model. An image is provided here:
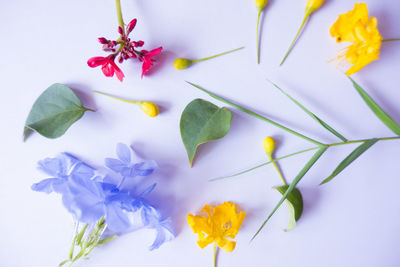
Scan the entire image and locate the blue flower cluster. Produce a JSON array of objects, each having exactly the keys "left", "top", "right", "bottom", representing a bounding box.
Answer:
[{"left": 32, "top": 143, "right": 174, "bottom": 250}]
